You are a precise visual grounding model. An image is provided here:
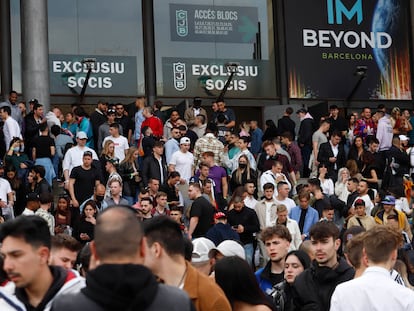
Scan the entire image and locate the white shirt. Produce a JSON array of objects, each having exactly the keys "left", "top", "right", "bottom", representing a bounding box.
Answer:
[
  {"left": 3, "top": 116, "right": 22, "bottom": 149},
  {"left": 276, "top": 217, "right": 302, "bottom": 251},
  {"left": 63, "top": 146, "right": 98, "bottom": 175},
  {"left": 103, "top": 135, "right": 129, "bottom": 162},
  {"left": 352, "top": 194, "right": 375, "bottom": 215},
  {"left": 22, "top": 208, "right": 35, "bottom": 216},
  {"left": 319, "top": 178, "right": 334, "bottom": 196},
  {"left": 0, "top": 178, "right": 12, "bottom": 202},
  {"left": 169, "top": 150, "right": 194, "bottom": 182},
  {"left": 395, "top": 197, "right": 411, "bottom": 214},
  {"left": 330, "top": 266, "right": 414, "bottom": 311},
  {"left": 330, "top": 142, "right": 339, "bottom": 170},
  {"left": 274, "top": 196, "right": 296, "bottom": 214},
  {"left": 260, "top": 170, "right": 291, "bottom": 193},
  {"left": 244, "top": 195, "right": 258, "bottom": 210},
  {"left": 265, "top": 201, "right": 274, "bottom": 227}
]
